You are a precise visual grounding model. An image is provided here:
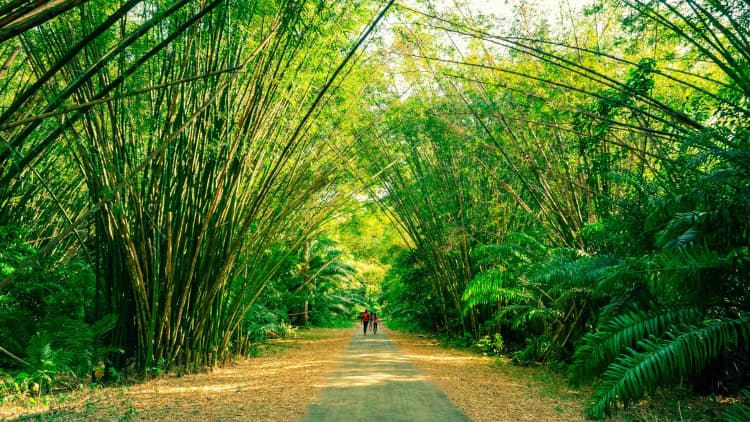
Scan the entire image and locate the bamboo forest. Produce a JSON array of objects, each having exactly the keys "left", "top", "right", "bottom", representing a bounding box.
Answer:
[{"left": 1, "top": 0, "right": 749, "bottom": 420}]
